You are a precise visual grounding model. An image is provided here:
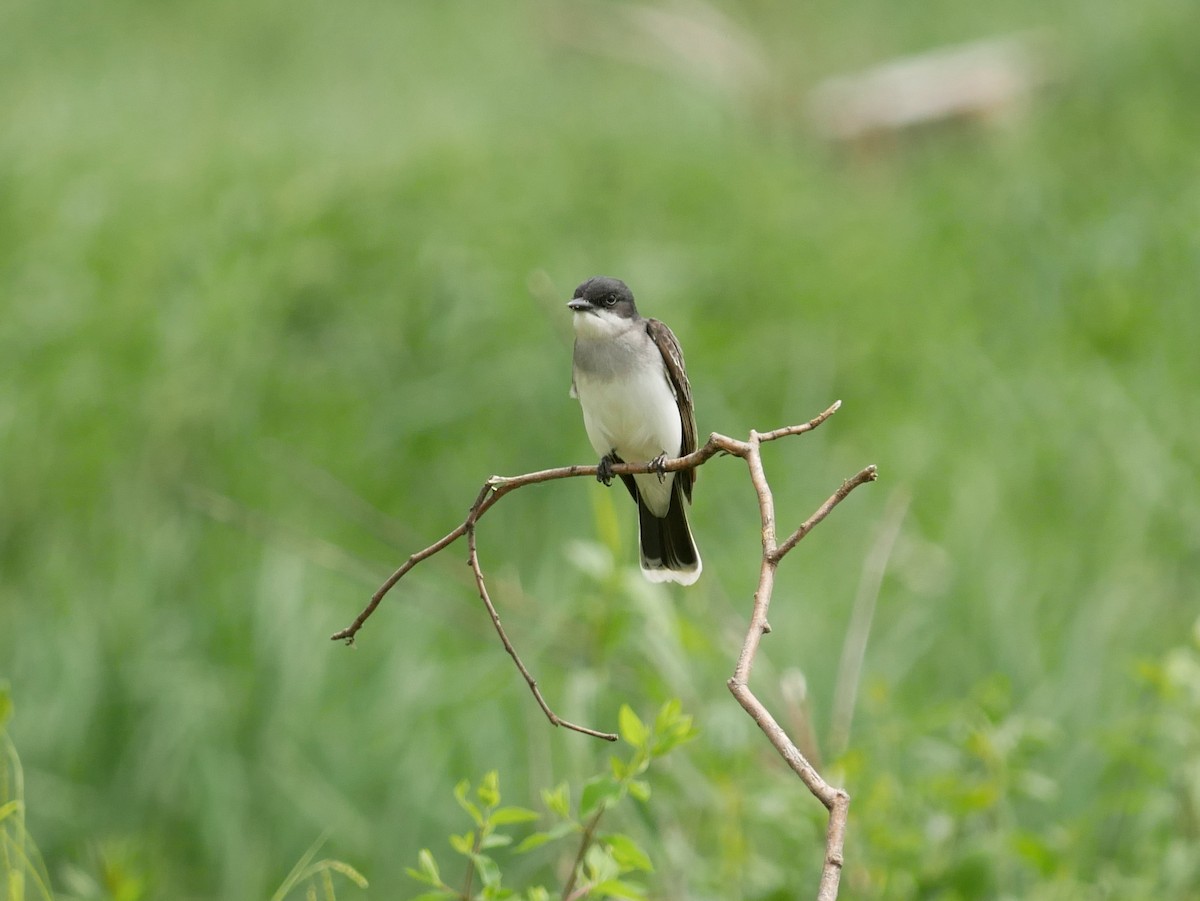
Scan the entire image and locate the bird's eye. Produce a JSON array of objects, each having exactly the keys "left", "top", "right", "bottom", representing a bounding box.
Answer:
[{"left": 605, "top": 294, "right": 617, "bottom": 307}]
